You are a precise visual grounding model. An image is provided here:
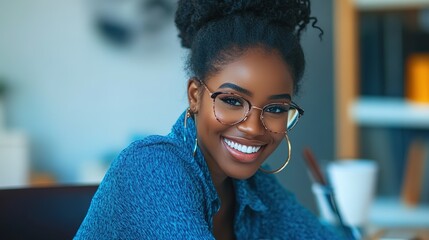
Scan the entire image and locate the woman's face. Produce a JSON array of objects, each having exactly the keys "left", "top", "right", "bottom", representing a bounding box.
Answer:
[{"left": 188, "top": 47, "right": 294, "bottom": 180}]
